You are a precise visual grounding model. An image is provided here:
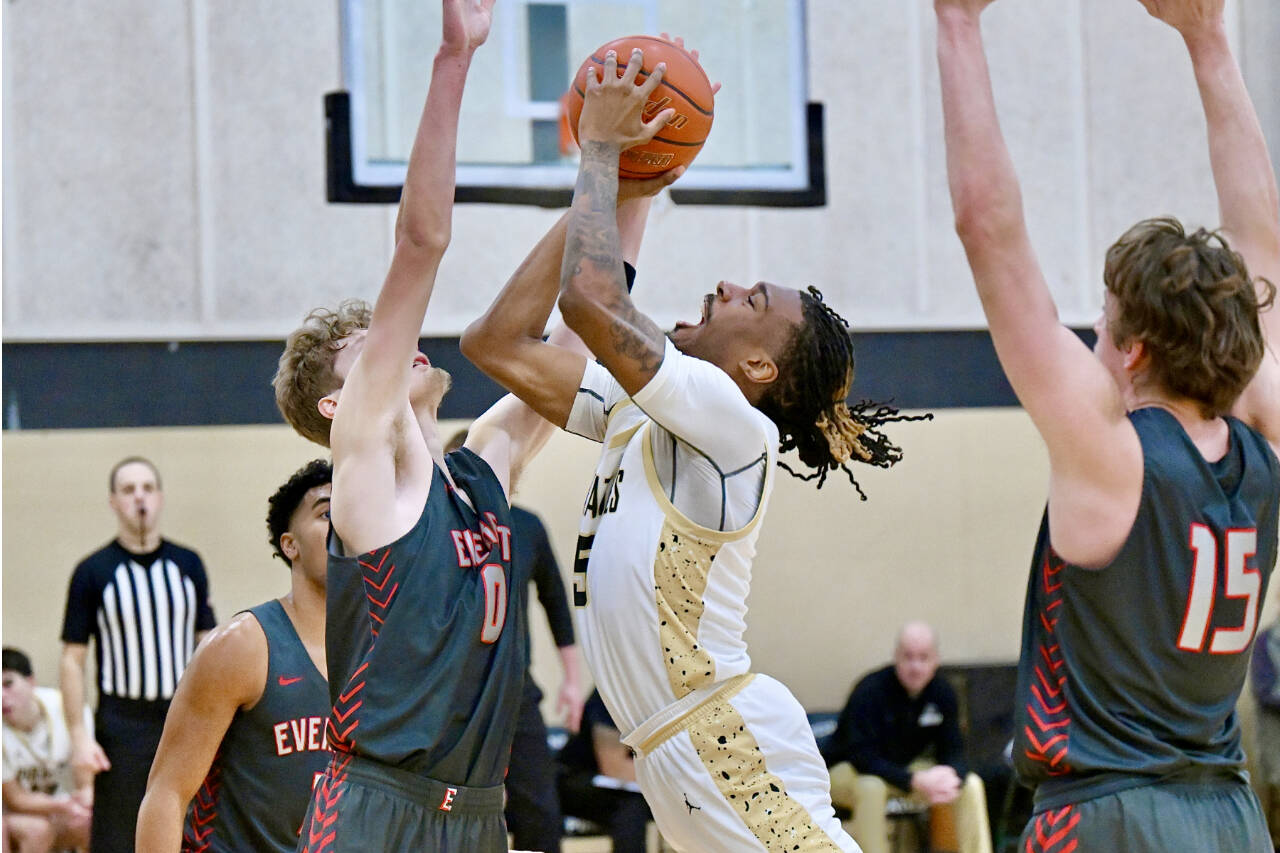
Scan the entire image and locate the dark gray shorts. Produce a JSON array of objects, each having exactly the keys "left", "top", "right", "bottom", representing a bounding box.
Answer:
[
  {"left": 297, "top": 754, "right": 507, "bottom": 853},
  {"left": 1020, "top": 775, "right": 1269, "bottom": 852}
]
